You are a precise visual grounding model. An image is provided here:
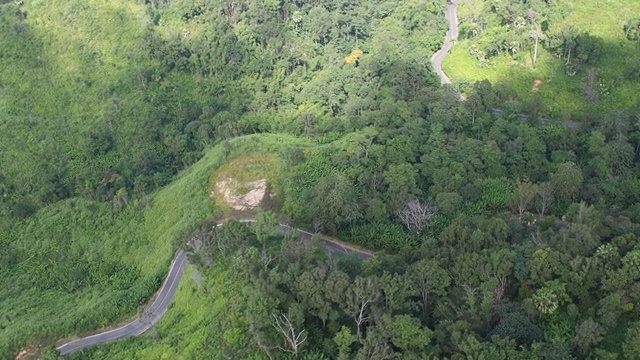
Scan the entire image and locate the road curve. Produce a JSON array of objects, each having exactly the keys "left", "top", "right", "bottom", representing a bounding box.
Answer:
[
  {"left": 56, "top": 251, "right": 188, "bottom": 355},
  {"left": 431, "top": 0, "right": 460, "bottom": 85},
  {"left": 56, "top": 220, "right": 371, "bottom": 355},
  {"left": 431, "top": 2, "right": 580, "bottom": 128}
]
